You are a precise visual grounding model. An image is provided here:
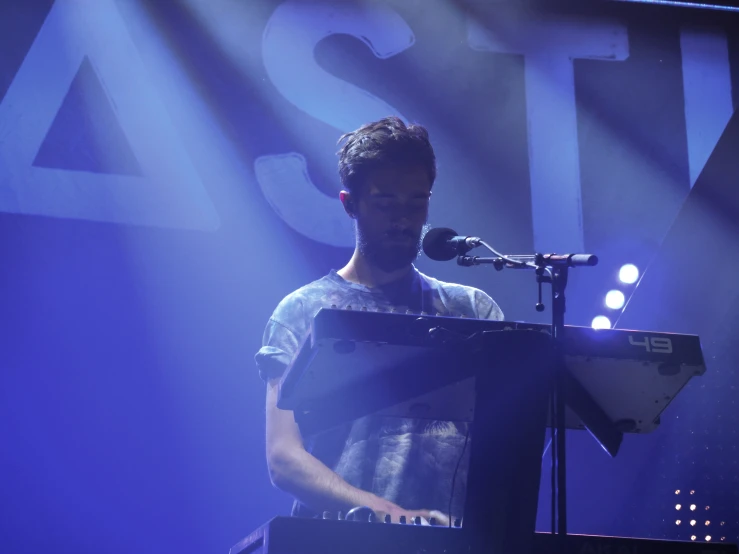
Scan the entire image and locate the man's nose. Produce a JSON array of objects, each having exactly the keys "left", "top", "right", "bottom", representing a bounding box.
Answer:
[{"left": 389, "top": 214, "right": 412, "bottom": 228}]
